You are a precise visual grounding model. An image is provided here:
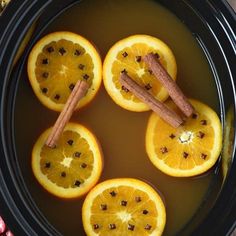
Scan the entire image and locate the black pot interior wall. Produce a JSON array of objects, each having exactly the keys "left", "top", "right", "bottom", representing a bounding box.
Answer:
[
  {"left": 0, "top": 2, "right": 80, "bottom": 235},
  {"left": 0, "top": 0, "right": 235, "bottom": 235}
]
